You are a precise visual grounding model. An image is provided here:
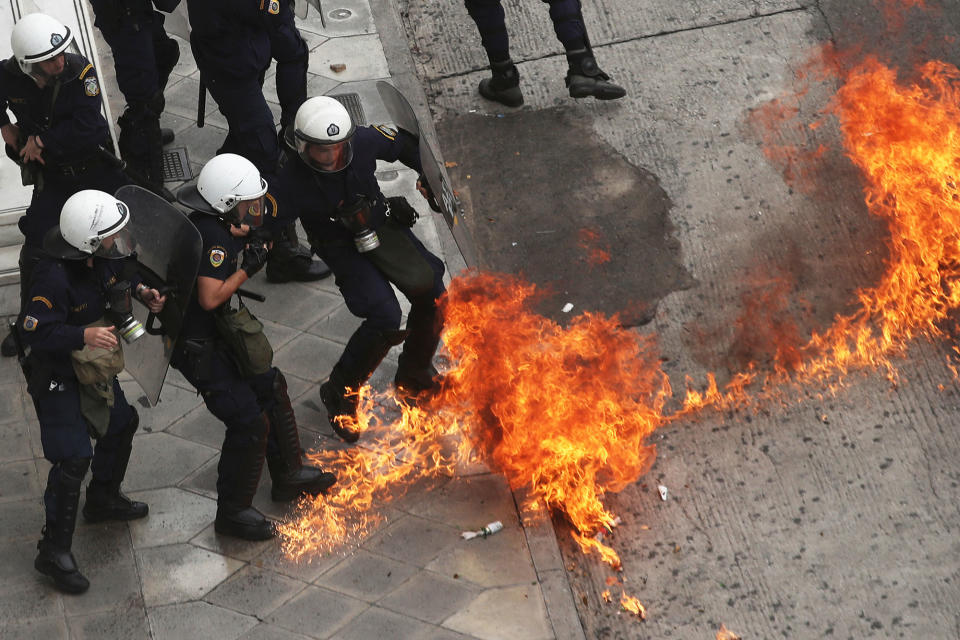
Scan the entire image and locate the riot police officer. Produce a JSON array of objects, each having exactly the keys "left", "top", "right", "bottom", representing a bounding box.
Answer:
[
  {"left": 270, "top": 96, "right": 447, "bottom": 443},
  {"left": 464, "top": 0, "right": 626, "bottom": 107},
  {"left": 185, "top": 0, "right": 330, "bottom": 283},
  {"left": 1, "top": 13, "right": 130, "bottom": 357},
  {"left": 174, "top": 154, "right": 337, "bottom": 540},
  {"left": 21, "top": 190, "right": 166, "bottom": 594},
  {"left": 88, "top": 0, "right": 181, "bottom": 189}
]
